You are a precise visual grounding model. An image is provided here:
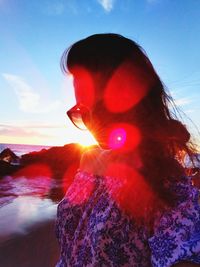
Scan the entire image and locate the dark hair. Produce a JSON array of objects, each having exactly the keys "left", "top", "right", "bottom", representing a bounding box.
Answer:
[{"left": 61, "top": 33, "right": 196, "bottom": 222}]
